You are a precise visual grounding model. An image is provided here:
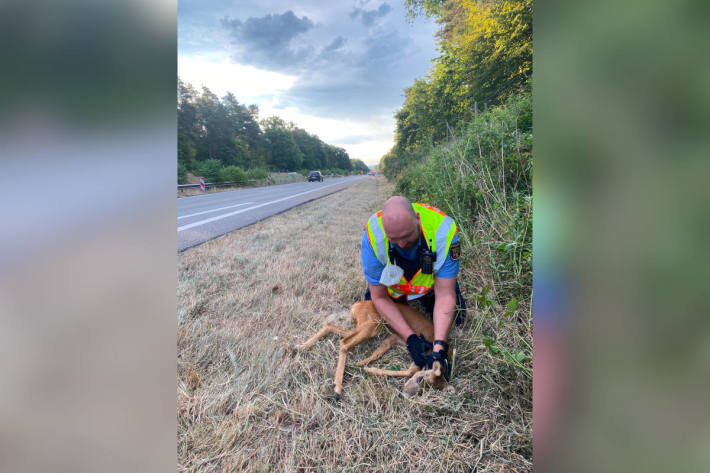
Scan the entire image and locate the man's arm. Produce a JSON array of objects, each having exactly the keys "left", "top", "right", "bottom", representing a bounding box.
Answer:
[
  {"left": 368, "top": 283, "right": 415, "bottom": 340},
  {"left": 370, "top": 283, "right": 431, "bottom": 368},
  {"left": 432, "top": 277, "right": 457, "bottom": 352}
]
